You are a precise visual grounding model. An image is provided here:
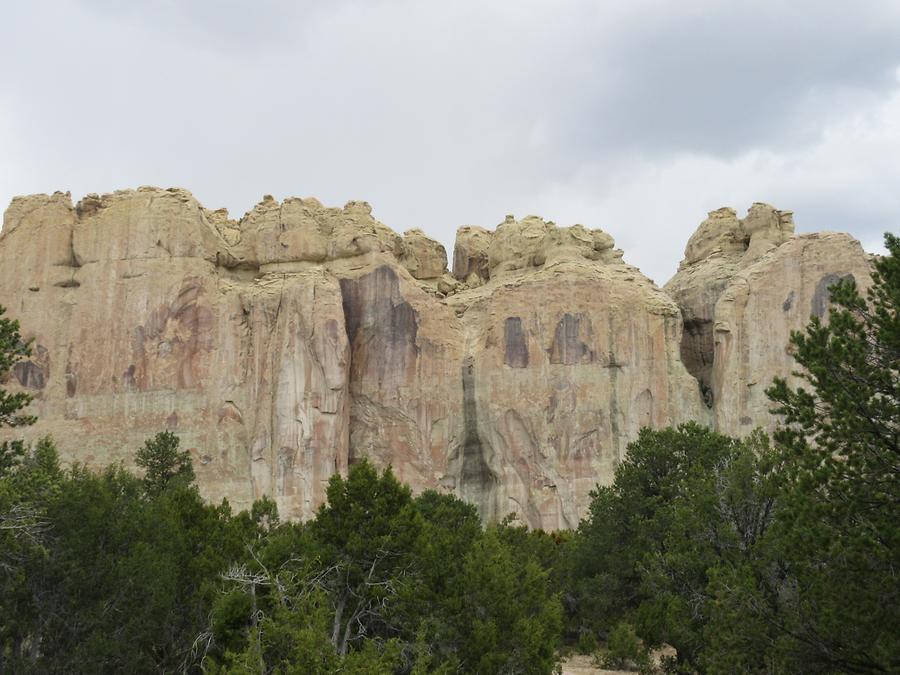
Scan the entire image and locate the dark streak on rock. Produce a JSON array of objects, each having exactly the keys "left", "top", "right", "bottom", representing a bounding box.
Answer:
[
  {"left": 680, "top": 316, "right": 714, "bottom": 399},
  {"left": 340, "top": 266, "right": 418, "bottom": 347},
  {"left": 812, "top": 273, "right": 853, "bottom": 318},
  {"left": 122, "top": 365, "right": 136, "bottom": 390},
  {"left": 503, "top": 317, "right": 528, "bottom": 368},
  {"left": 65, "top": 357, "right": 77, "bottom": 398},
  {"left": 548, "top": 313, "right": 593, "bottom": 365},
  {"left": 54, "top": 278, "right": 80, "bottom": 288},
  {"left": 460, "top": 356, "right": 495, "bottom": 516},
  {"left": 782, "top": 290, "right": 795, "bottom": 312},
  {"left": 339, "top": 266, "right": 420, "bottom": 388},
  {"left": 13, "top": 361, "right": 45, "bottom": 390},
  {"left": 607, "top": 315, "right": 622, "bottom": 463},
  {"left": 13, "top": 345, "right": 49, "bottom": 390}
]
